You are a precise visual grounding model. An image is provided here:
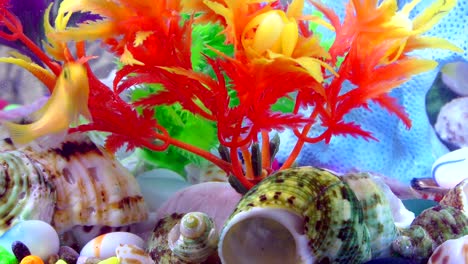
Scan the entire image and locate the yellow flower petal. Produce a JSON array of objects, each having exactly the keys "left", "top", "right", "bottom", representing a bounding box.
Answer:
[
  {"left": 134, "top": 31, "right": 153, "bottom": 47},
  {"left": 412, "top": 0, "right": 457, "bottom": 33},
  {"left": 120, "top": 45, "right": 144, "bottom": 66},
  {"left": 252, "top": 12, "right": 285, "bottom": 54},
  {"left": 281, "top": 20, "right": 299, "bottom": 57},
  {"left": 286, "top": 0, "right": 304, "bottom": 19},
  {"left": 406, "top": 36, "right": 464, "bottom": 53}
]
